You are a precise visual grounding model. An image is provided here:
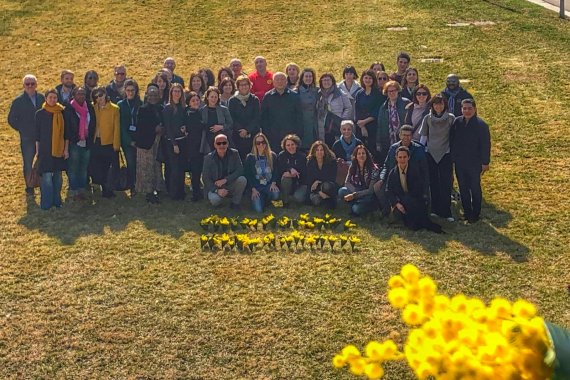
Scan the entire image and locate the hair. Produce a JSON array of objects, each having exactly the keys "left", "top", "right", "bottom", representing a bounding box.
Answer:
[
  {"left": 412, "top": 84, "right": 431, "bottom": 105},
  {"left": 307, "top": 140, "right": 336, "bottom": 162},
  {"left": 349, "top": 145, "right": 374, "bottom": 174},
  {"left": 251, "top": 133, "right": 274, "bottom": 169},
  {"left": 189, "top": 72, "right": 206, "bottom": 93},
  {"left": 383, "top": 80, "right": 402, "bottom": 95},
  {"left": 342, "top": 65, "right": 358, "bottom": 80},
  {"left": 285, "top": 62, "right": 300, "bottom": 85},
  {"left": 71, "top": 86, "right": 86, "bottom": 97},
  {"left": 397, "top": 52, "right": 411, "bottom": 63},
  {"left": 340, "top": 120, "right": 354, "bottom": 132},
  {"left": 185, "top": 90, "right": 201, "bottom": 107},
  {"left": 299, "top": 68, "right": 317, "bottom": 87},
  {"left": 377, "top": 71, "right": 389, "bottom": 81},
  {"left": 153, "top": 72, "right": 170, "bottom": 103},
  {"left": 160, "top": 67, "right": 173, "bottom": 82},
  {"left": 399, "top": 125, "right": 414, "bottom": 135},
  {"left": 396, "top": 145, "right": 410, "bottom": 157},
  {"left": 60, "top": 69, "right": 74, "bottom": 80},
  {"left": 370, "top": 62, "right": 386, "bottom": 72},
  {"left": 204, "top": 86, "right": 221, "bottom": 106},
  {"left": 168, "top": 83, "right": 185, "bottom": 112},
  {"left": 83, "top": 70, "right": 99, "bottom": 84},
  {"left": 23, "top": 74, "right": 37, "bottom": 84},
  {"left": 360, "top": 69, "right": 379, "bottom": 89},
  {"left": 319, "top": 72, "right": 337, "bottom": 88},
  {"left": 429, "top": 93, "right": 448, "bottom": 113},
  {"left": 401, "top": 67, "right": 419, "bottom": 88},
  {"left": 235, "top": 74, "right": 251, "bottom": 88},
  {"left": 123, "top": 78, "right": 140, "bottom": 99},
  {"left": 218, "top": 77, "right": 236, "bottom": 95},
  {"left": 114, "top": 64, "right": 126, "bottom": 74},
  {"left": 273, "top": 71, "right": 287, "bottom": 82},
  {"left": 281, "top": 134, "right": 301, "bottom": 151},
  {"left": 217, "top": 67, "right": 234, "bottom": 83},
  {"left": 461, "top": 98, "right": 476, "bottom": 108},
  {"left": 198, "top": 68, "right": 215, "bottom": 87},
  {"left": 44, "top": 88, "right": 58, "bottom": 98},
  {"left": 91, "top": 86, "right": 109, "bottom": 103}
]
